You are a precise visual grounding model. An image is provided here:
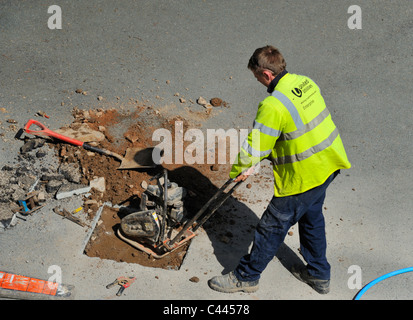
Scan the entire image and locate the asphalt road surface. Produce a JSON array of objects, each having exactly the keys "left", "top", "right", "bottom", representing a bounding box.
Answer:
[{"left": 0, "top": 0, "right": 412, "bottom": 304}]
